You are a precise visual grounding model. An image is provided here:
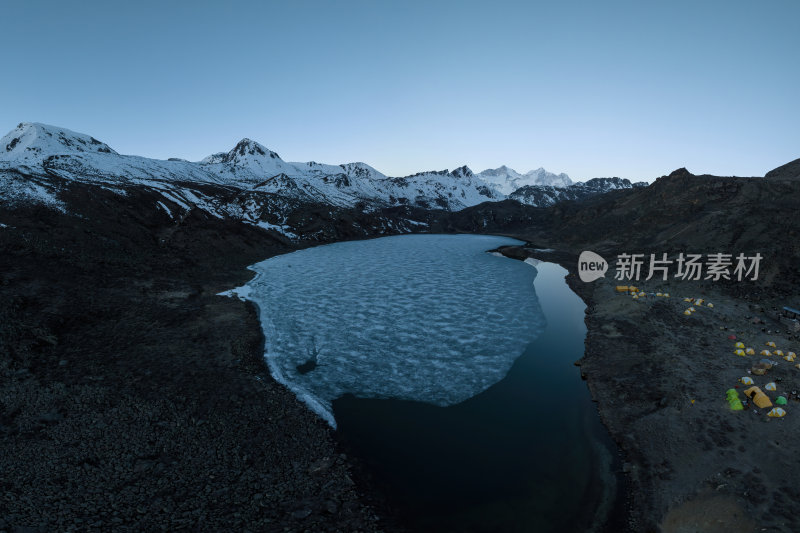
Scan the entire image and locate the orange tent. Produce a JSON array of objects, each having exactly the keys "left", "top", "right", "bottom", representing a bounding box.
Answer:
[{"left": 744, "top": 386, "right": 773, "bottom": 409}]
